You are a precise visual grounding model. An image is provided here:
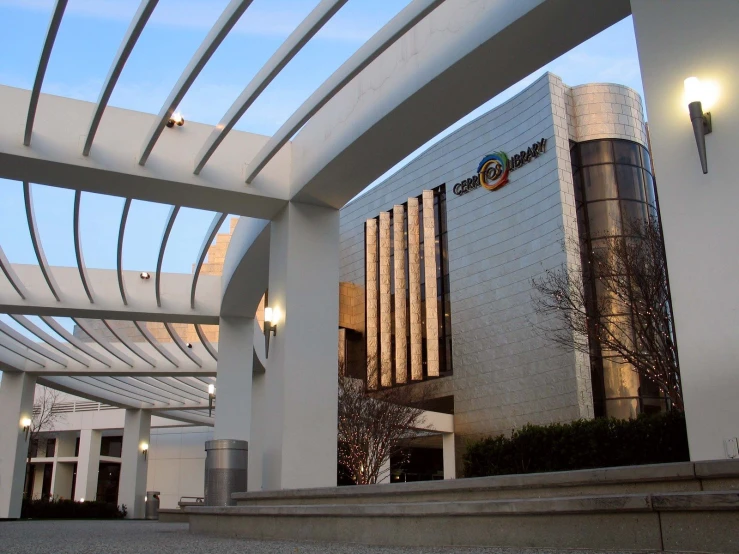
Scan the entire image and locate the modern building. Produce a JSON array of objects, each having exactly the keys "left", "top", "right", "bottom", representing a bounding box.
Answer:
[{"left": 23, "top": 72, "right": 665, "bottom": 508}]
